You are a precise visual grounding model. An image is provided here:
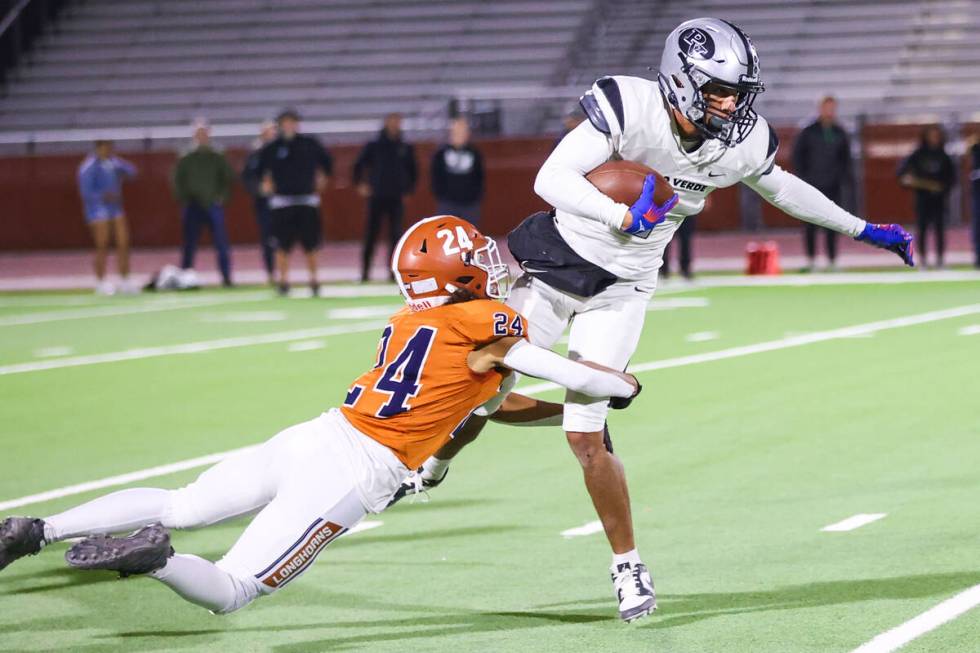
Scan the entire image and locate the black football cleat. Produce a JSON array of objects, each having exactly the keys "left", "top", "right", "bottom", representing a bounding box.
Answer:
[
  {"left": 0, "top": 517, "right": 46, "bottom": 571},
  {"left": 66, "top": 524, "right": 173, "bottom": 577},
  {"left": 385, "top": 467, "right": 449, "bottom": 508}
]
